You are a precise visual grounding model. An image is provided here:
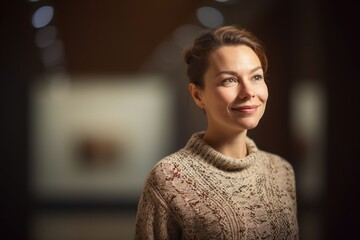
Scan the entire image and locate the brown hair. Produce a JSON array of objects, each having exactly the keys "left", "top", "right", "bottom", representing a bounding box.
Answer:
[{"left": 184, "top": 25, "right": 268, "bottom": 89}]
